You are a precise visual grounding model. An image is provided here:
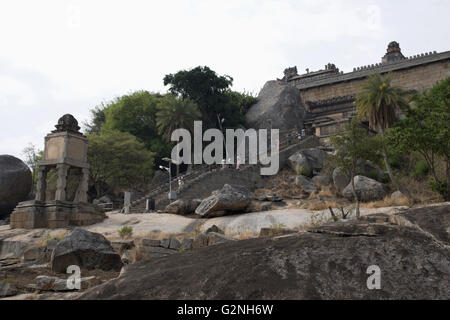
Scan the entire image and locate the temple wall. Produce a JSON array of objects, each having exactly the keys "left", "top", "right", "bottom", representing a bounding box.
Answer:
[{"left": 298, "top": 59, "right": 450, "bottom": 102}]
